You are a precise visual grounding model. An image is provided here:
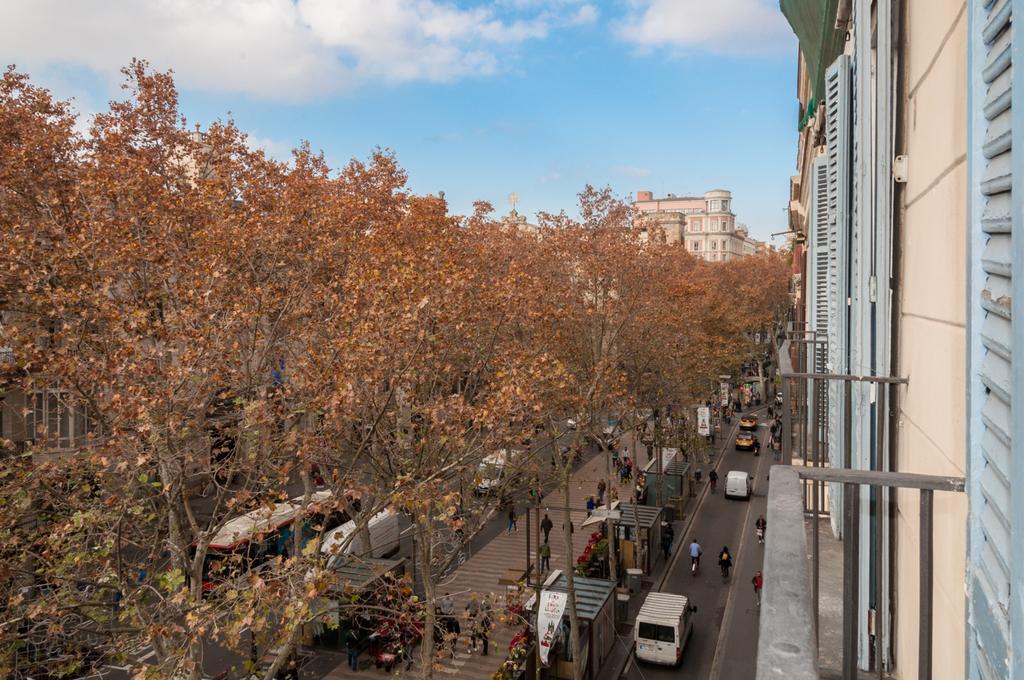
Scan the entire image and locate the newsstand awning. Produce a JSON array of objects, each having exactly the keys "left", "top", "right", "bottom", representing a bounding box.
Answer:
[
  {"left": 780, "top": 0, "right": 846, "bottom": 105},
  {"left": 526, "top": 571, "right": 615, "bottom": 621},
  {"left": 327, "top": 556, "right": 405, "bottom": 593}
]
